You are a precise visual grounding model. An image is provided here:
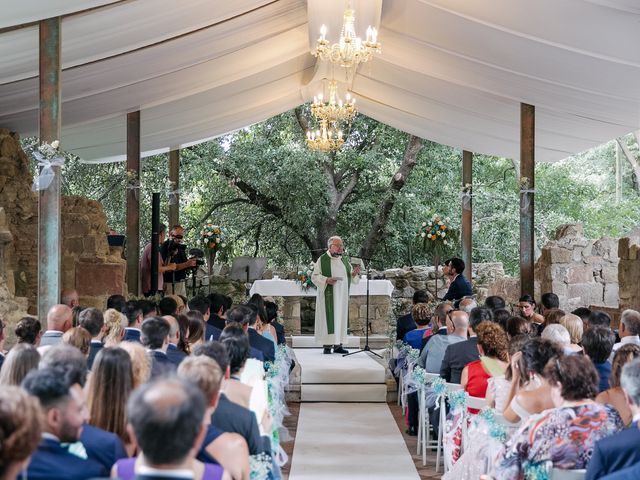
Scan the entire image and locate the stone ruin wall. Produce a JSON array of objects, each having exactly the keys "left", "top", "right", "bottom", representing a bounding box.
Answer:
[
  {"left": 619, "top": 231, "right": 640, "bottom": 312},
  {"left": 0, "top": 128, "right": 126, "bottom": 324}
]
